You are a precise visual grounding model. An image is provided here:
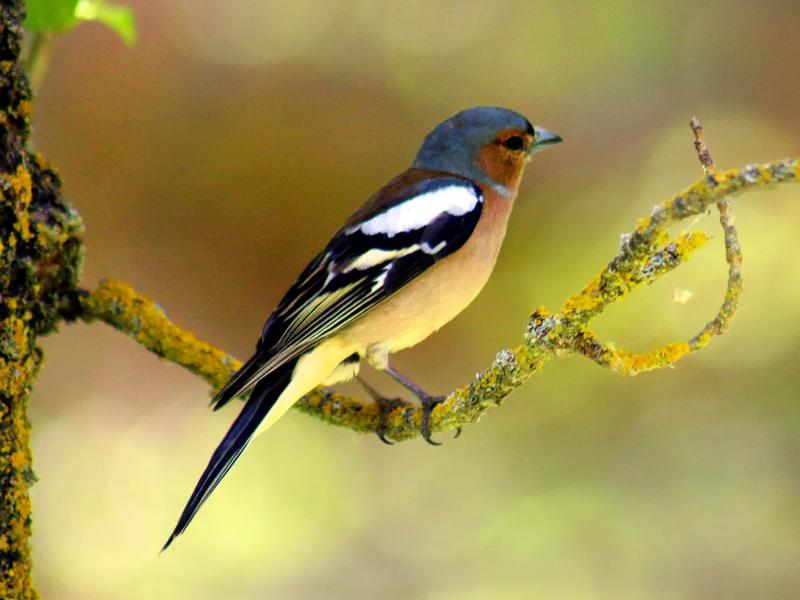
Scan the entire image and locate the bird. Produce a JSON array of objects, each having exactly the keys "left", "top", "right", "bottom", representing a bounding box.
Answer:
[{"left": 162, "top": 106, "right": 561, "bottom": 550}]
